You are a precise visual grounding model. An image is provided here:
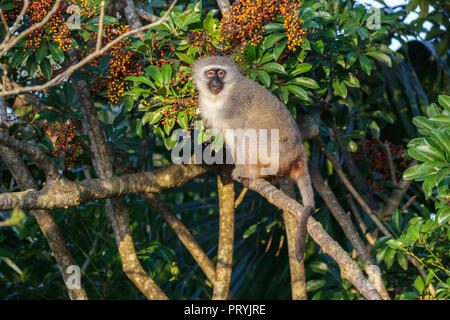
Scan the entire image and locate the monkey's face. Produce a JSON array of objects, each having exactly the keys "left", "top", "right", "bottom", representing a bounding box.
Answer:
[{"left": 205, "top": 69, "right": 226, "bottom": 95}]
